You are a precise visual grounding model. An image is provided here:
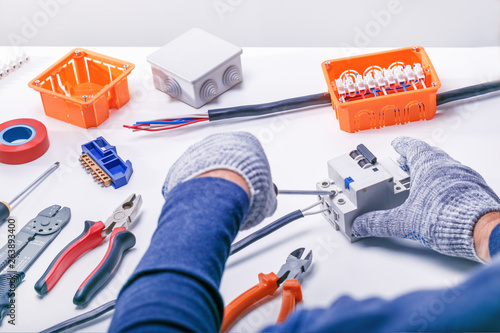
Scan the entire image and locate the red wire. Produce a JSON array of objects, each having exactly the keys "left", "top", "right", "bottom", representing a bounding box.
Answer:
[
  {"left": 124, "top": 118, "right": 209, "bottom": 132},
  {"left": 124, "top": 118, "right": 207, "bottom": 130}
]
